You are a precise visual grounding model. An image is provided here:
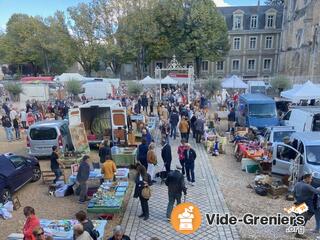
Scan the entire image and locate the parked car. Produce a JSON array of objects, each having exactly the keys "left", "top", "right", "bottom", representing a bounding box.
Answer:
[
  {"left": 0, "top": 153, "right": 41, "bottom": 203},
  {"left": 27, "top": 120, "right": 73, "bottom": 157},
  {"left": 281, "top": 107, "right": 320, "bottom": 131},
  {"left": 272, "top": 132, "right": 320, "bottom": 187},
  {"left": 262, "top": 126, "right": 296, "bottom": 145}
]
